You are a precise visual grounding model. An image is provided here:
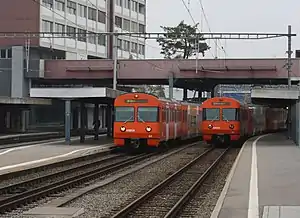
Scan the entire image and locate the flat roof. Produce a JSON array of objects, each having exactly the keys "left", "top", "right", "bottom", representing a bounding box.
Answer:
[
  {"left": 30, "top": 87, "right": 127, "bottom": 99},
  {"left": 251, "top": 87, "right": 299, "bottom": 100},
  {"left": 0, "top": 97, "right": 52, "bottom": 105}
]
